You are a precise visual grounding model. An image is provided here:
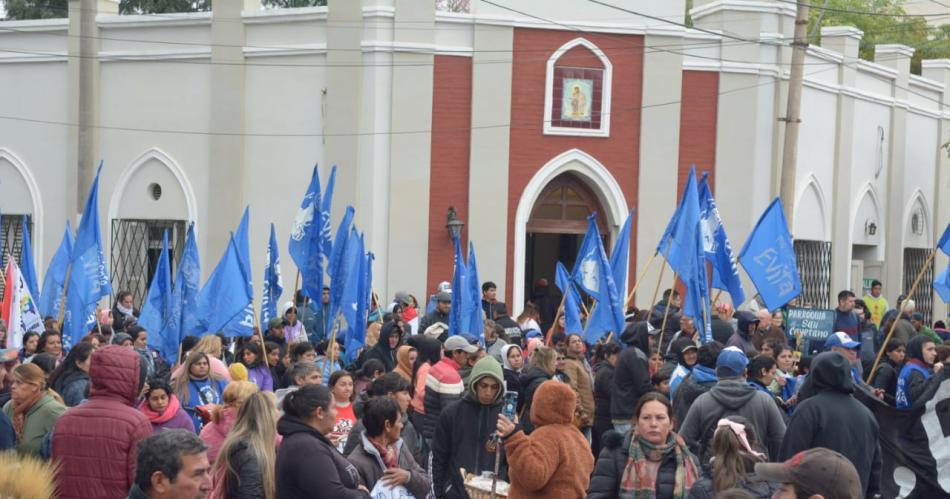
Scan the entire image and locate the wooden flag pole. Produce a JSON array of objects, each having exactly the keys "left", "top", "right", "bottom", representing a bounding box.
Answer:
[
  {"left": 655, "top": 271, "right": 679, "bottom": 359},
  {"left": 650, "top": 246, "right": 673, "bottom": 311},
  {"left": 865, "top": 248, "right": 938, "bottom": 384},
  {"left": 55, "top": 264, "right": 73, "bottom": 331},
  {"left": 94, "top": 304, "right": 103, "bottom": 335},
  {"left": 625, "top": 252, "right": 658, "bottom": 310},
  {"left": 292, "top": 271, "right": 301, "bottom": 304},
  {"left": 544, "top": 292, "right": 568, "bottom": 347},
  {"left": 711, "top": 290, "right": 723, "bottom": 308}
]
